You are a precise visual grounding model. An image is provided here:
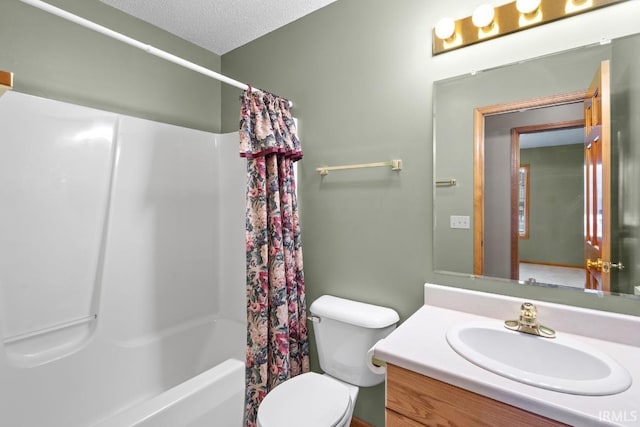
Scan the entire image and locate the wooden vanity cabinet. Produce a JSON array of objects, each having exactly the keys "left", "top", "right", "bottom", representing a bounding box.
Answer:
[{"left": 385, "top": 364, "right": 568, "bottom": 427}]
